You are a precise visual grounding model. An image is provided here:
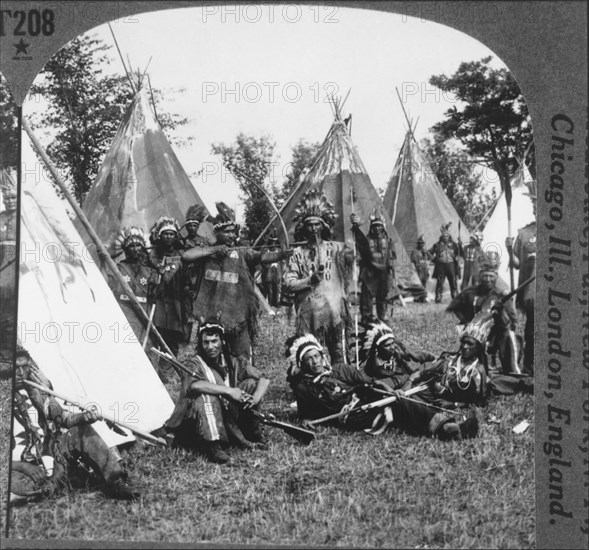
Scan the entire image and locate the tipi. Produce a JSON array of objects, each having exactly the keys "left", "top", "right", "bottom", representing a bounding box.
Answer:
[
  {"left": 383, "top": 131, "right": 470, "bottom": 253},
  {"left": 18, "top": 132, "right": 174, "bottom": 447},
  {"left": 273, "top": 101, "right": 423, "bottom": 292},
  {"left": 82, "top": 85, "right": 214, "bottom": 248}
]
